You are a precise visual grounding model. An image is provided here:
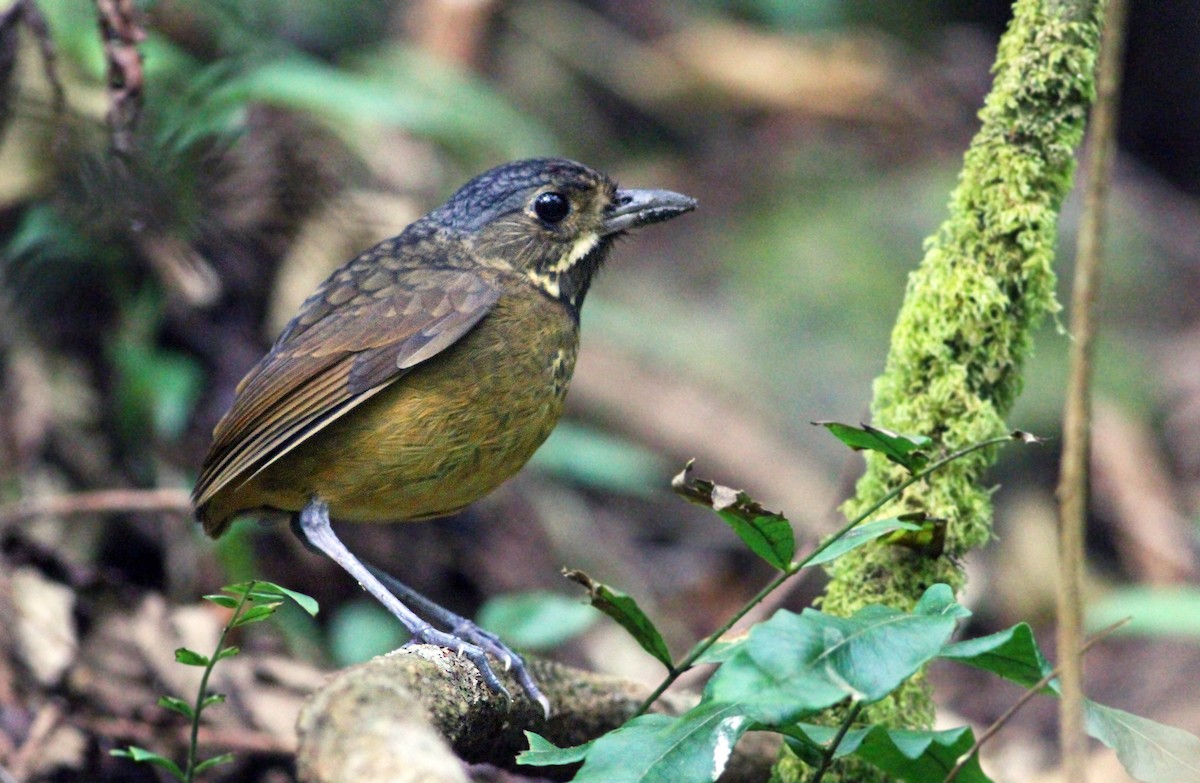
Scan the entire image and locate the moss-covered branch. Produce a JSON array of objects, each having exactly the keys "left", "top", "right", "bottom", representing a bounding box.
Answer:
[{"left": 775, "top": 0, "right": 1107, "bottom": 780}]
